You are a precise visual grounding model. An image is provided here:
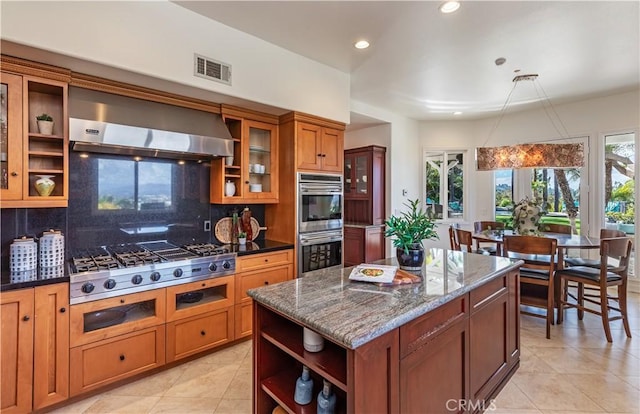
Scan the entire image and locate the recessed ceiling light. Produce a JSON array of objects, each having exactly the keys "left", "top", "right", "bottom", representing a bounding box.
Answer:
[
  {"left": 439, "top": 1, "right": 460, "bottom": 14},
  {"left": 354, "top": 40, "right": 370, "bottom": 49},
  {"left": 453, "top": 111, "right": 463, "bottom": 115}
]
